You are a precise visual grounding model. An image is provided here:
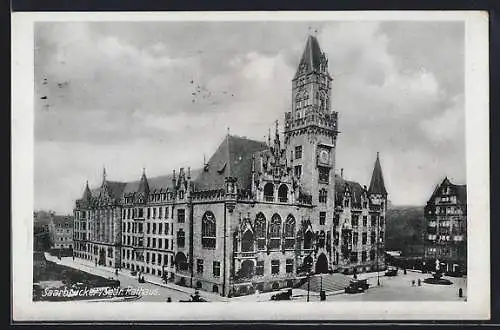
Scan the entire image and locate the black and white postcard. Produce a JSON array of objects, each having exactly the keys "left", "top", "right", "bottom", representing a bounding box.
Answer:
[{"left": 12, "top": 11, "right": 490, "bottom": 321}]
